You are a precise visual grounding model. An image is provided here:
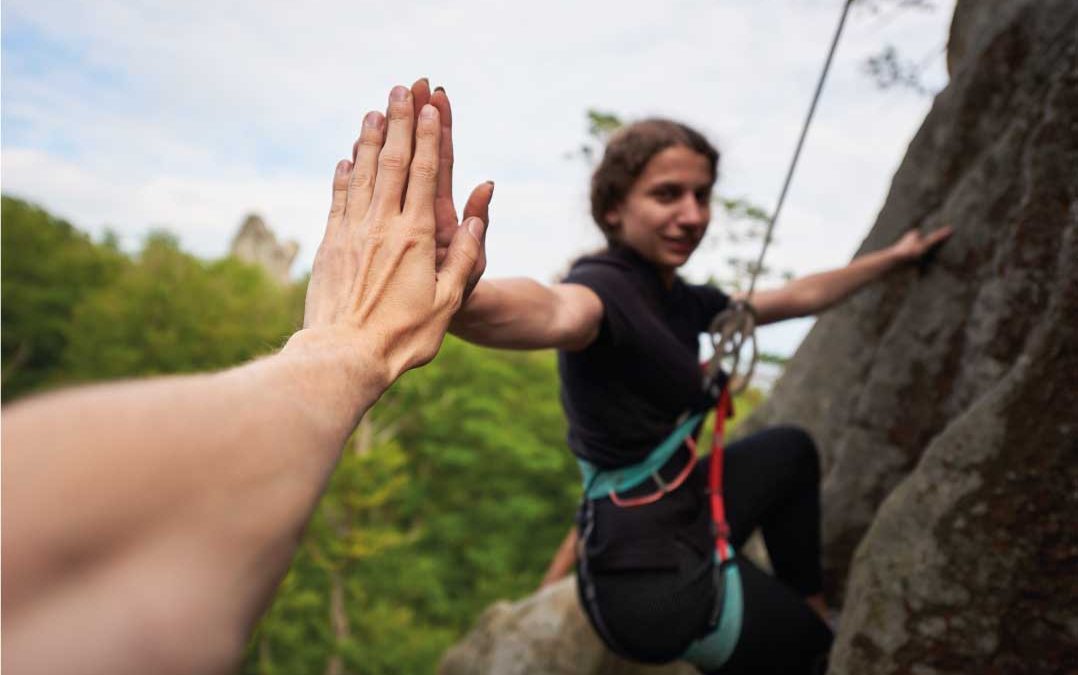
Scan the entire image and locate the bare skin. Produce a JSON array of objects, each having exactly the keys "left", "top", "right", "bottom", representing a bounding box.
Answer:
[{"left": 2, "top": 80, "right": 492, "bottom": 675}]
